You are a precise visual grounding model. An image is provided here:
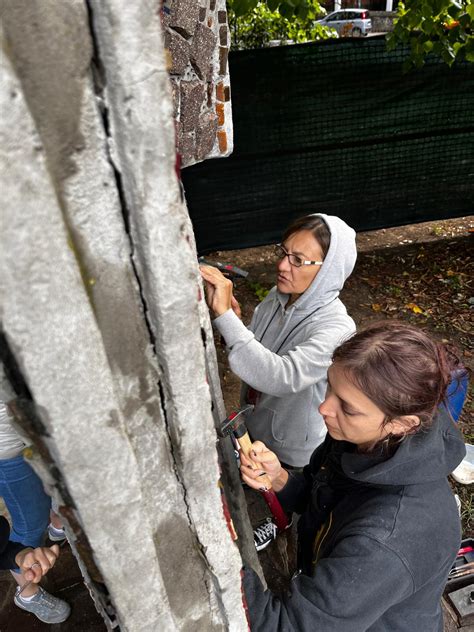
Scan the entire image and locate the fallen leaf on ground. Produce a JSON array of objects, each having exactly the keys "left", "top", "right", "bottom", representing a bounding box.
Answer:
[{"left": 405, "top": 303, "right": 424, "bottom": 314}]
